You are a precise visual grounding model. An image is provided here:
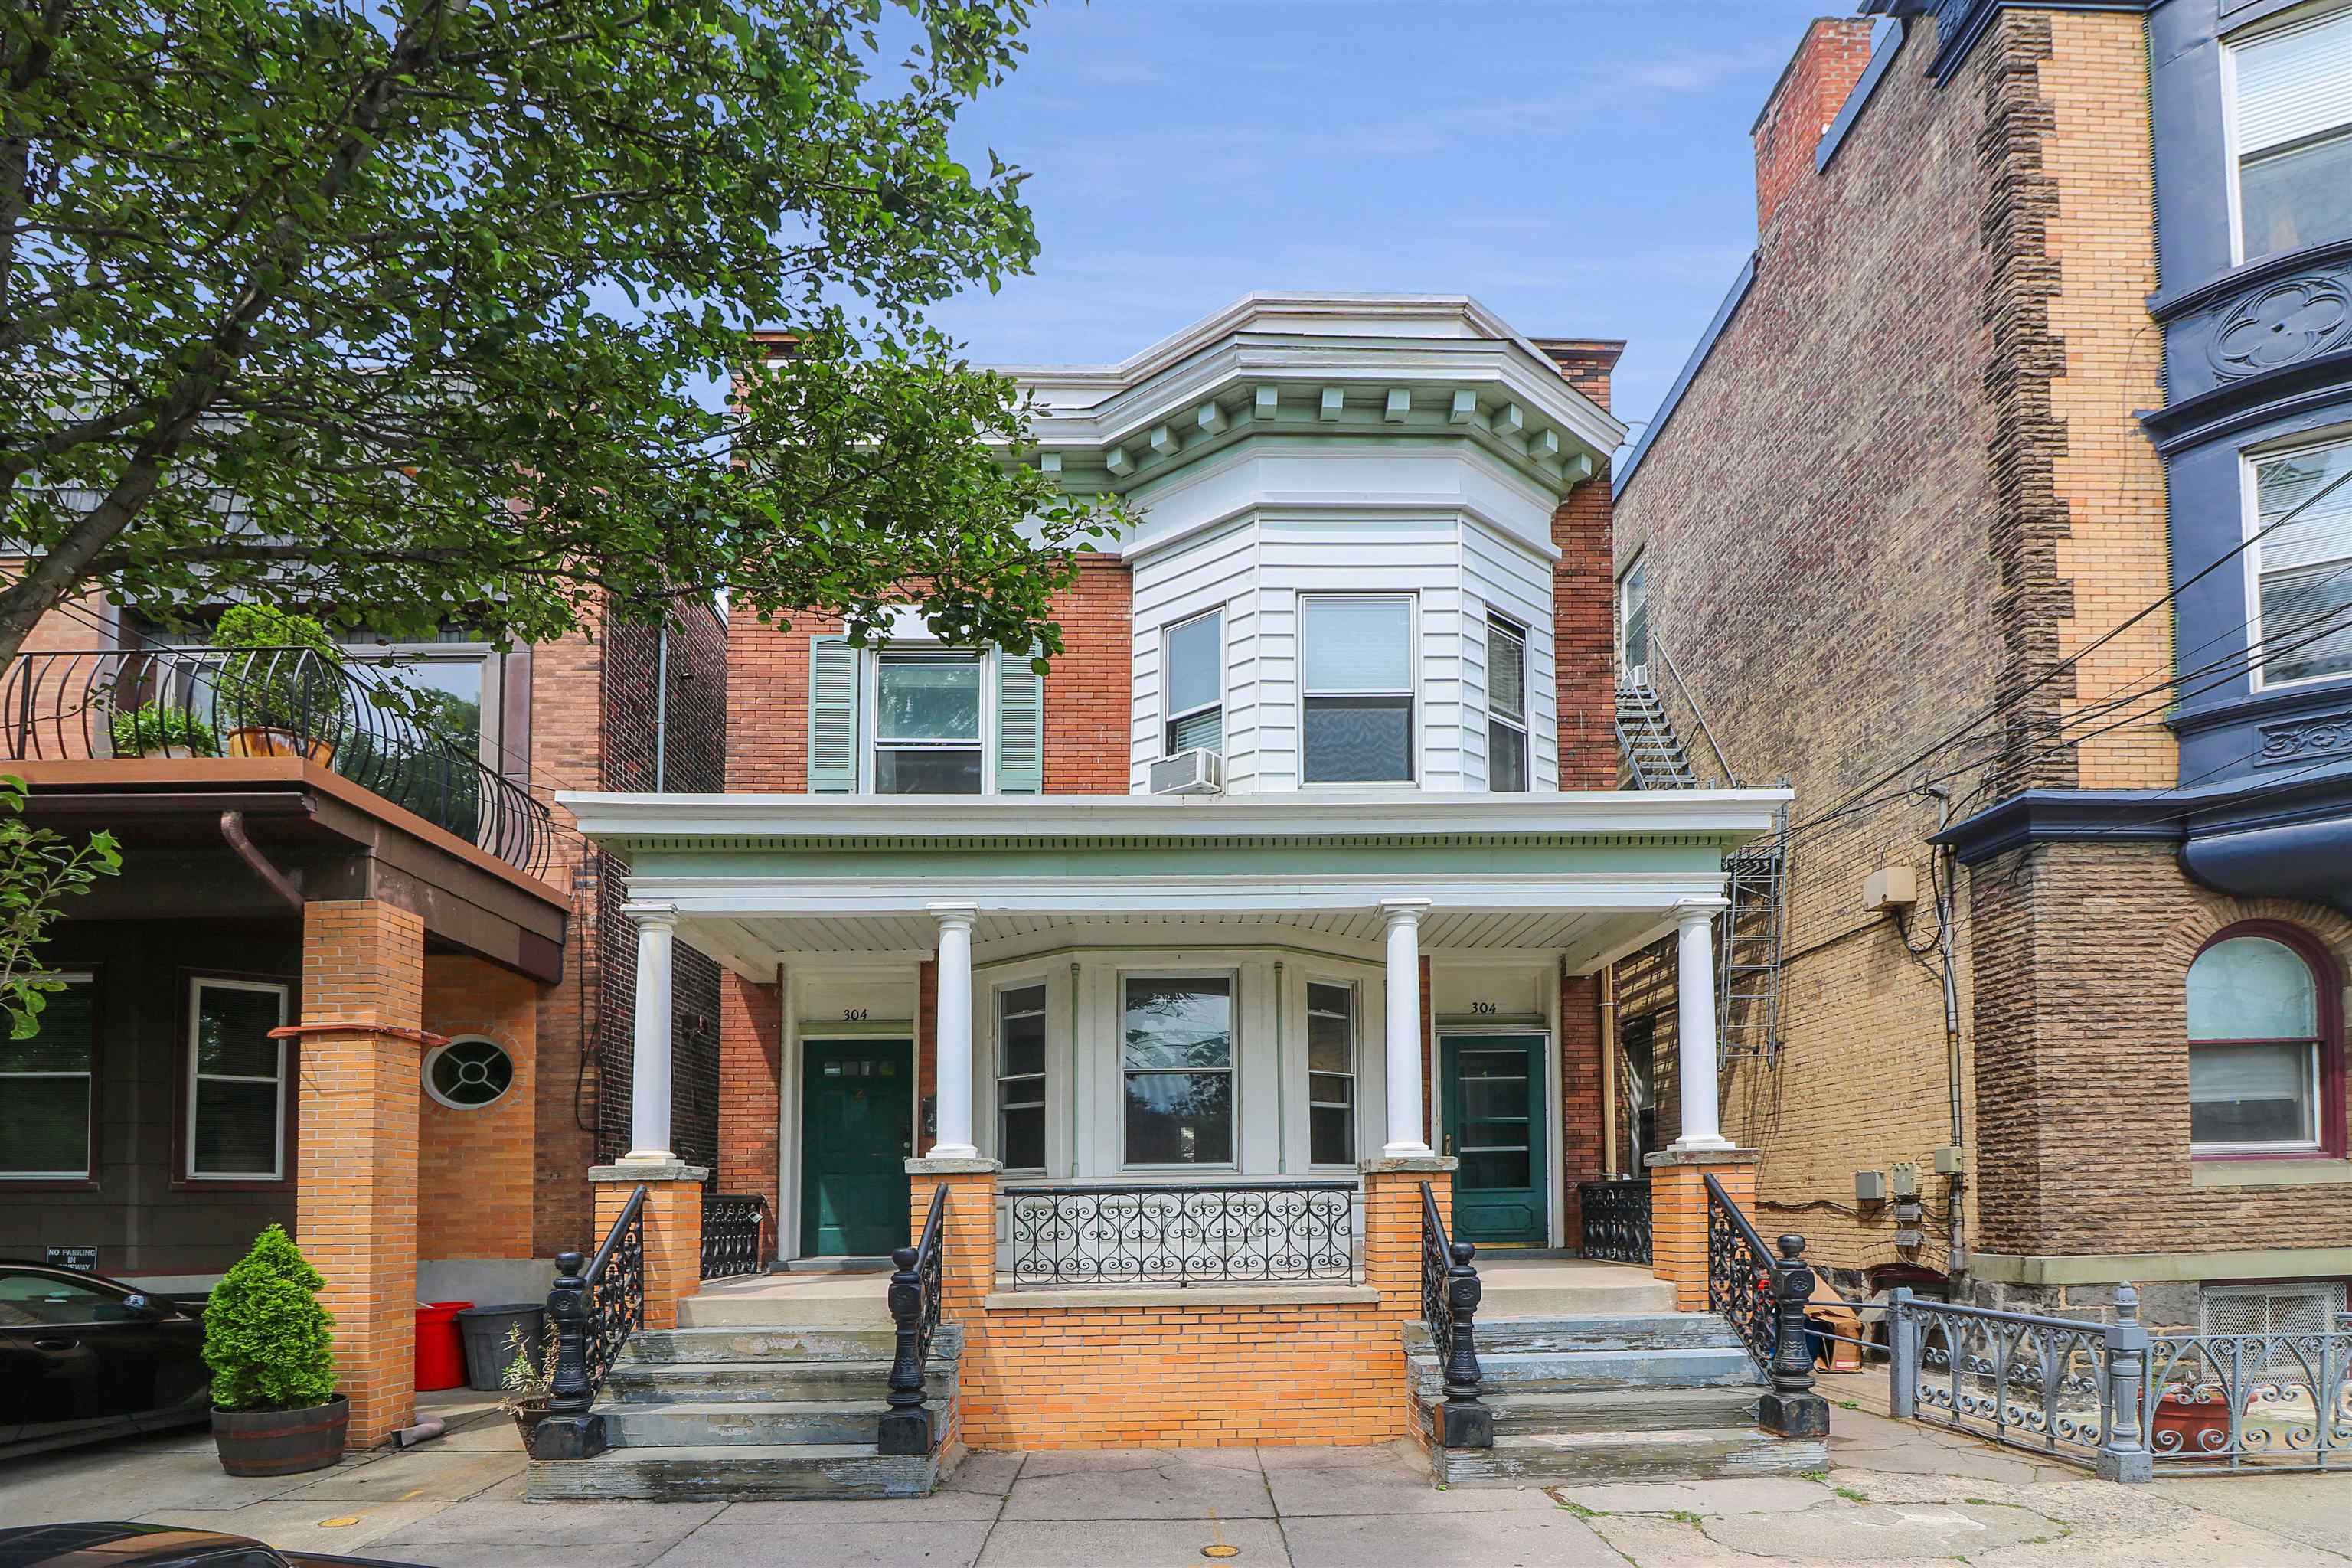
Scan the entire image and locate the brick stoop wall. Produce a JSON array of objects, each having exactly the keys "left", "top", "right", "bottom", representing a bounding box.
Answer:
[{"left": 910, "top": 1165, "right": 1447, "bottom": 1449}]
